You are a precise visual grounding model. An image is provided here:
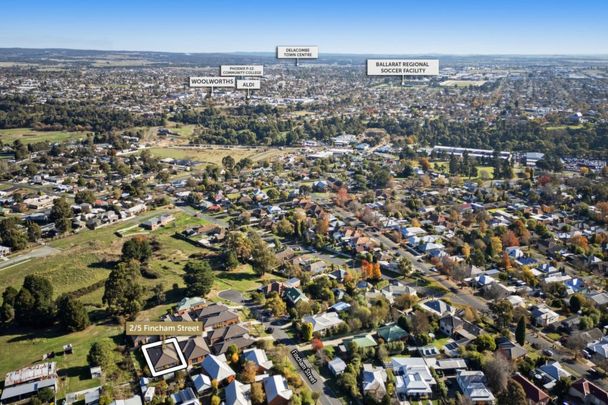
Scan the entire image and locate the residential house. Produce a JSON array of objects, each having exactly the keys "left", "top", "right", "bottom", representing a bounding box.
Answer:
[
  {"left": 377, "top": 325, "right": 408, "bottom": 343},
  {"left": 144, "top": 343, "right": 182, "bottom": 374},
  {"left": 191, "top": 374, "right": 212, "bottom": 395},
  {"left": 242, "top": 348, "right": 273, "bottom": 372},
  {"left": 362, "top": 364, "right": 387, "bottom": 402},
  {"left": 495, "top": 337, "right": 527, "bottom": 361},
  {"left": 530, "top": 306, "right": 559, "bottom": 327},
  {"left": 175, "top": 297, "right": 206, "bottom": 316},
  {"left": 328, "top": 357, "right": 347, "bottom": 376},
  {"left": 302, "top": 312, "right": 344, "bottom": 335},
  {"left": 439, "top": 315, "right": 483, "bottom": 343},
  {"left": 535, "top": 361, "right": 571, "bottom": 390},
  {"left": 1, "top": 363, "right": 58, "bottom": 405},
  {"left": 224, "top": 380, "right": 251, "bottom": 405},
  {"left": 201, "top": 354, "right": 235, "bottom": 384},
  {"left": 264, "top": 375, "right": 293, "bottom": 405},
  {"left": 421, "top": 299, "right": 455, "bottom": 317},
  {"left": 170, "top": 388, "right": 200, "bottom": 405},
  {"left": 178, "top": 336, "right": 210, "bottom": 366},
  {"left": 569, "top": 378, "right": 608, "bottom": 405},
  {"left": 456, "top": 370, "right": 495, "bottom": 404},
  {"left": 511, "top": 373, "right": 550, "bottom": 405},
  {"left": 284, "top": 287, "right": 308, "bottom": 306},
  {"left": 391, "top": 358, "right": 436, "bottom": 400}
]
